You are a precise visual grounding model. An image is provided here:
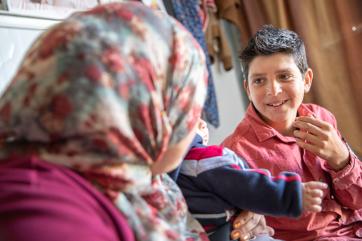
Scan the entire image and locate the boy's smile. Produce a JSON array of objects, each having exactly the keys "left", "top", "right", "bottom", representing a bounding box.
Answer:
[
  {"left": 266, "top": 99, "right": 288, "bottom": 108},
  {"left": 244, "top": 53, "right": 313, "bottom": 135}
]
